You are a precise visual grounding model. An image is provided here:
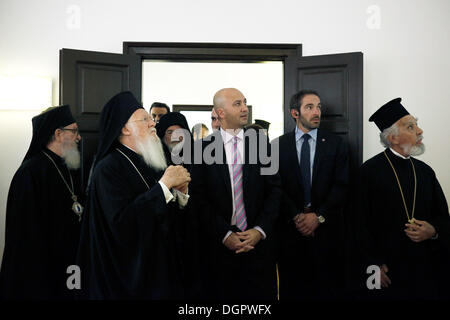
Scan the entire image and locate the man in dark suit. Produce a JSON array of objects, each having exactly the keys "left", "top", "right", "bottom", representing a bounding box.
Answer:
[
  {"left": 150, "top": 102, "right": 170, "bottom": 124},
  {"left": 276, "top": 89, "right": 349, "bottom": 300},
  {"left": 190, "top": 88, "right": 281, "bottom": 300}
]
